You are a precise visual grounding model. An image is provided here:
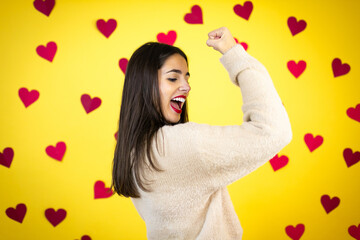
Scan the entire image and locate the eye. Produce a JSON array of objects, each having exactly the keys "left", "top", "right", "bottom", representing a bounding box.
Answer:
[{"left": 167, "top": 78, "right": 177, "bottom": 82}]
